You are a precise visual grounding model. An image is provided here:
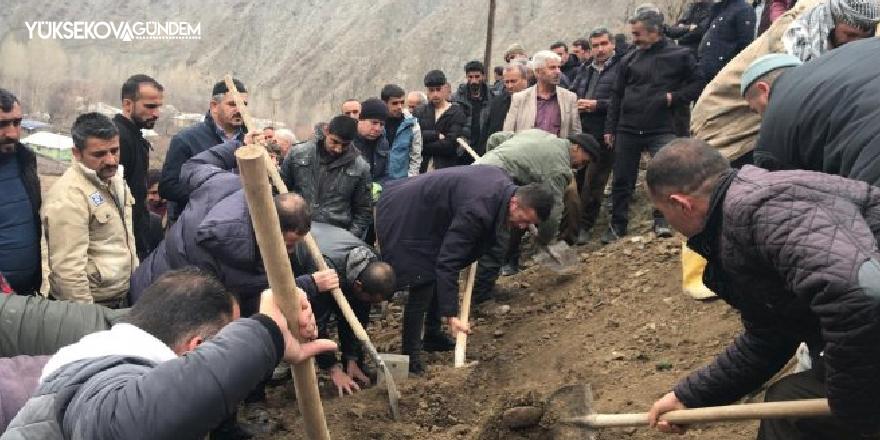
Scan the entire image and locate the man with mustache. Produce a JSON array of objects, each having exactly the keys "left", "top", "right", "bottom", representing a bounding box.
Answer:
[
  {"left": 113, "top": 74, "right": 163, "bottom": 261},
  {"left": 42, "top": 113, "right": 137, "bottom": 307},
  {"left": 160, "top": 78, "right": 248, "bottom": 223},
  {"left": 0, "top": 88, "right": 42, "bottom": 296},
  {"left": 503, "top": 50, "right": 581, "bottom": 140}
]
